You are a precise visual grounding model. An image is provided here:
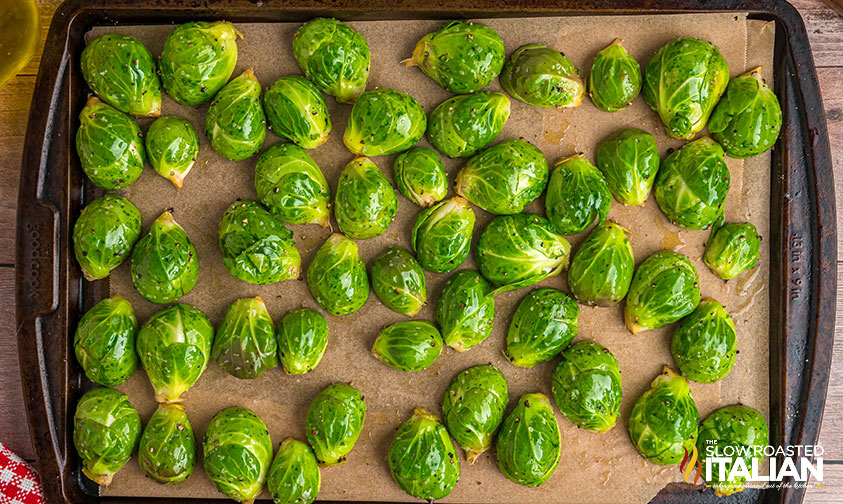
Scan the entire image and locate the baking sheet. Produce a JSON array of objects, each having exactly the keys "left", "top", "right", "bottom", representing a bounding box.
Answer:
[{"left": 95, "top": 12, "right": 773, "bottom": 503}]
